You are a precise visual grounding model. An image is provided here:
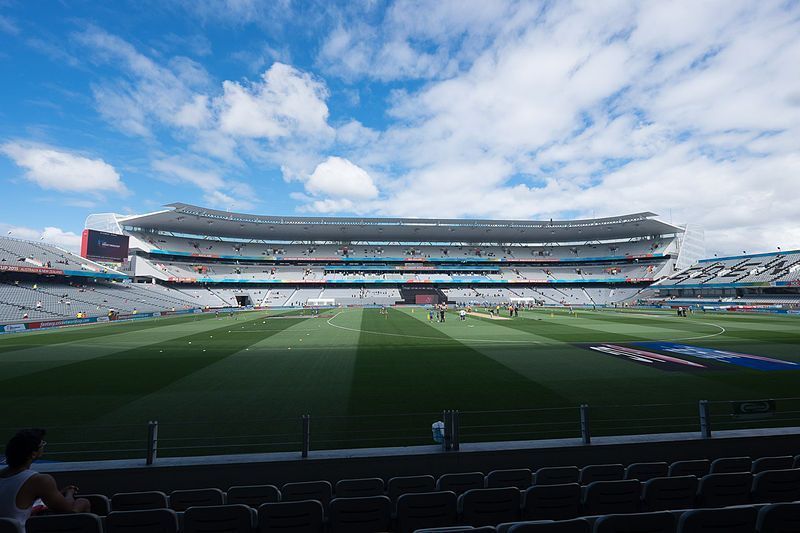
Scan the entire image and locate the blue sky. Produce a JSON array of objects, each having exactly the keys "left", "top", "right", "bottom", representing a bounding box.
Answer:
[{"left": 1, "top": 0, "right": 799, "bottom": 255}]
